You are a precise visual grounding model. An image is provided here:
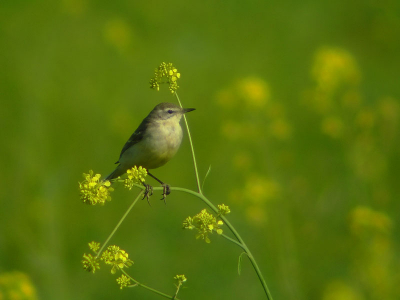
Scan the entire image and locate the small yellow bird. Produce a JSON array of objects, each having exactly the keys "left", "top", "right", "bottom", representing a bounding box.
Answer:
[{"left": 106, "top": 102, "right": 195, "bottom": 202}]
